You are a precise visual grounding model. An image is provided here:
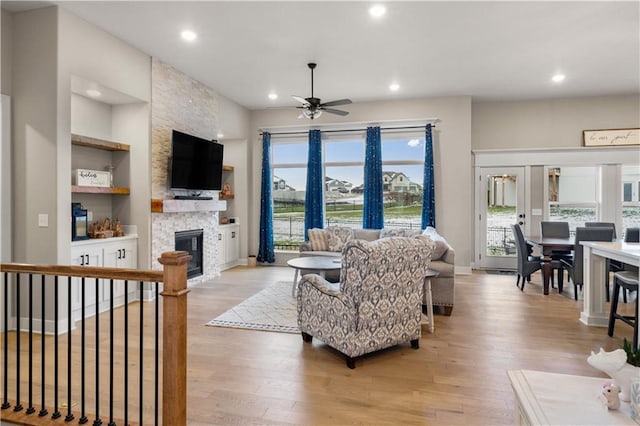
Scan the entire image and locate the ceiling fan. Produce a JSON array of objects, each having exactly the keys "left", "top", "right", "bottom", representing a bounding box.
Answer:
[{"left": 292, "top": 63, "right": 352, "bottom": 120}]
